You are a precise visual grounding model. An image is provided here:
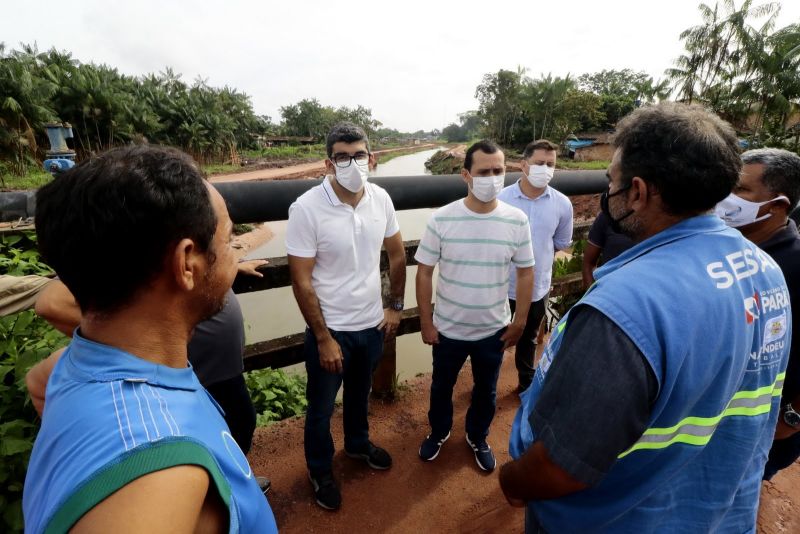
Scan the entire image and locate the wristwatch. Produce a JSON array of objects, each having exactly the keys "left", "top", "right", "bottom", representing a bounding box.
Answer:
[
  {"left": 782, "top": 402, "right": 800, "bottom": 429},
  {"left": 389, "top": 298, "right": 404, "bottom": 311}
]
